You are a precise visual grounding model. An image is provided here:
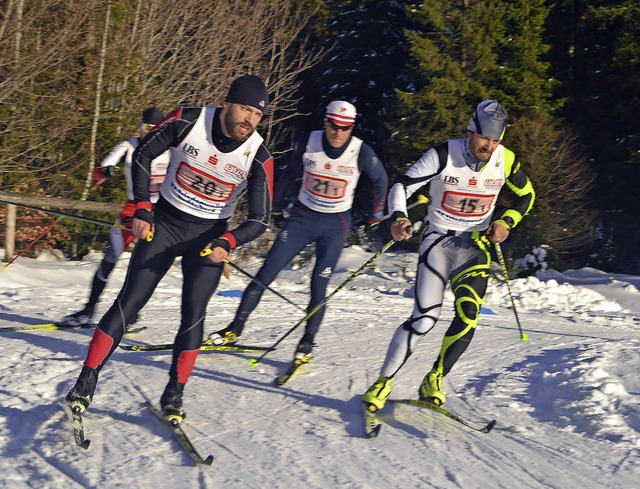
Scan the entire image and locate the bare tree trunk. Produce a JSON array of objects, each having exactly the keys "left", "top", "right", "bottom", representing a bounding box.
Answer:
[
  {"left": 119, "top": 0, "right": 143, "bottom": 110},
  {"left": 85, "top": 0, "right": 112, "bottom": 200},
  {"left": 13, "top": 0, "right": 23, "bottom": 66},
  {"left": 0, "top": 0, "right": 16, "bottom": 41}
]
